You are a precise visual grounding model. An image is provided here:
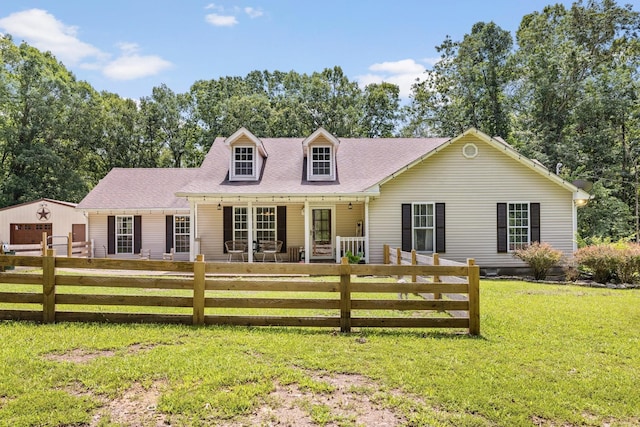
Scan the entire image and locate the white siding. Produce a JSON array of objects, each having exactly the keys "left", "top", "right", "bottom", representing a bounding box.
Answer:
[
  {"left": 197, "top": 204, "right": 224, "bottom": 261},
  {"left": 87, "top": 212, "right": 190, "bottom": 260},
  {"left": 0, "top": 200, "right": 87, "bottom": 244},
  {"left": 368, "top": 135, "right": 575, "bottom": 267}
]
